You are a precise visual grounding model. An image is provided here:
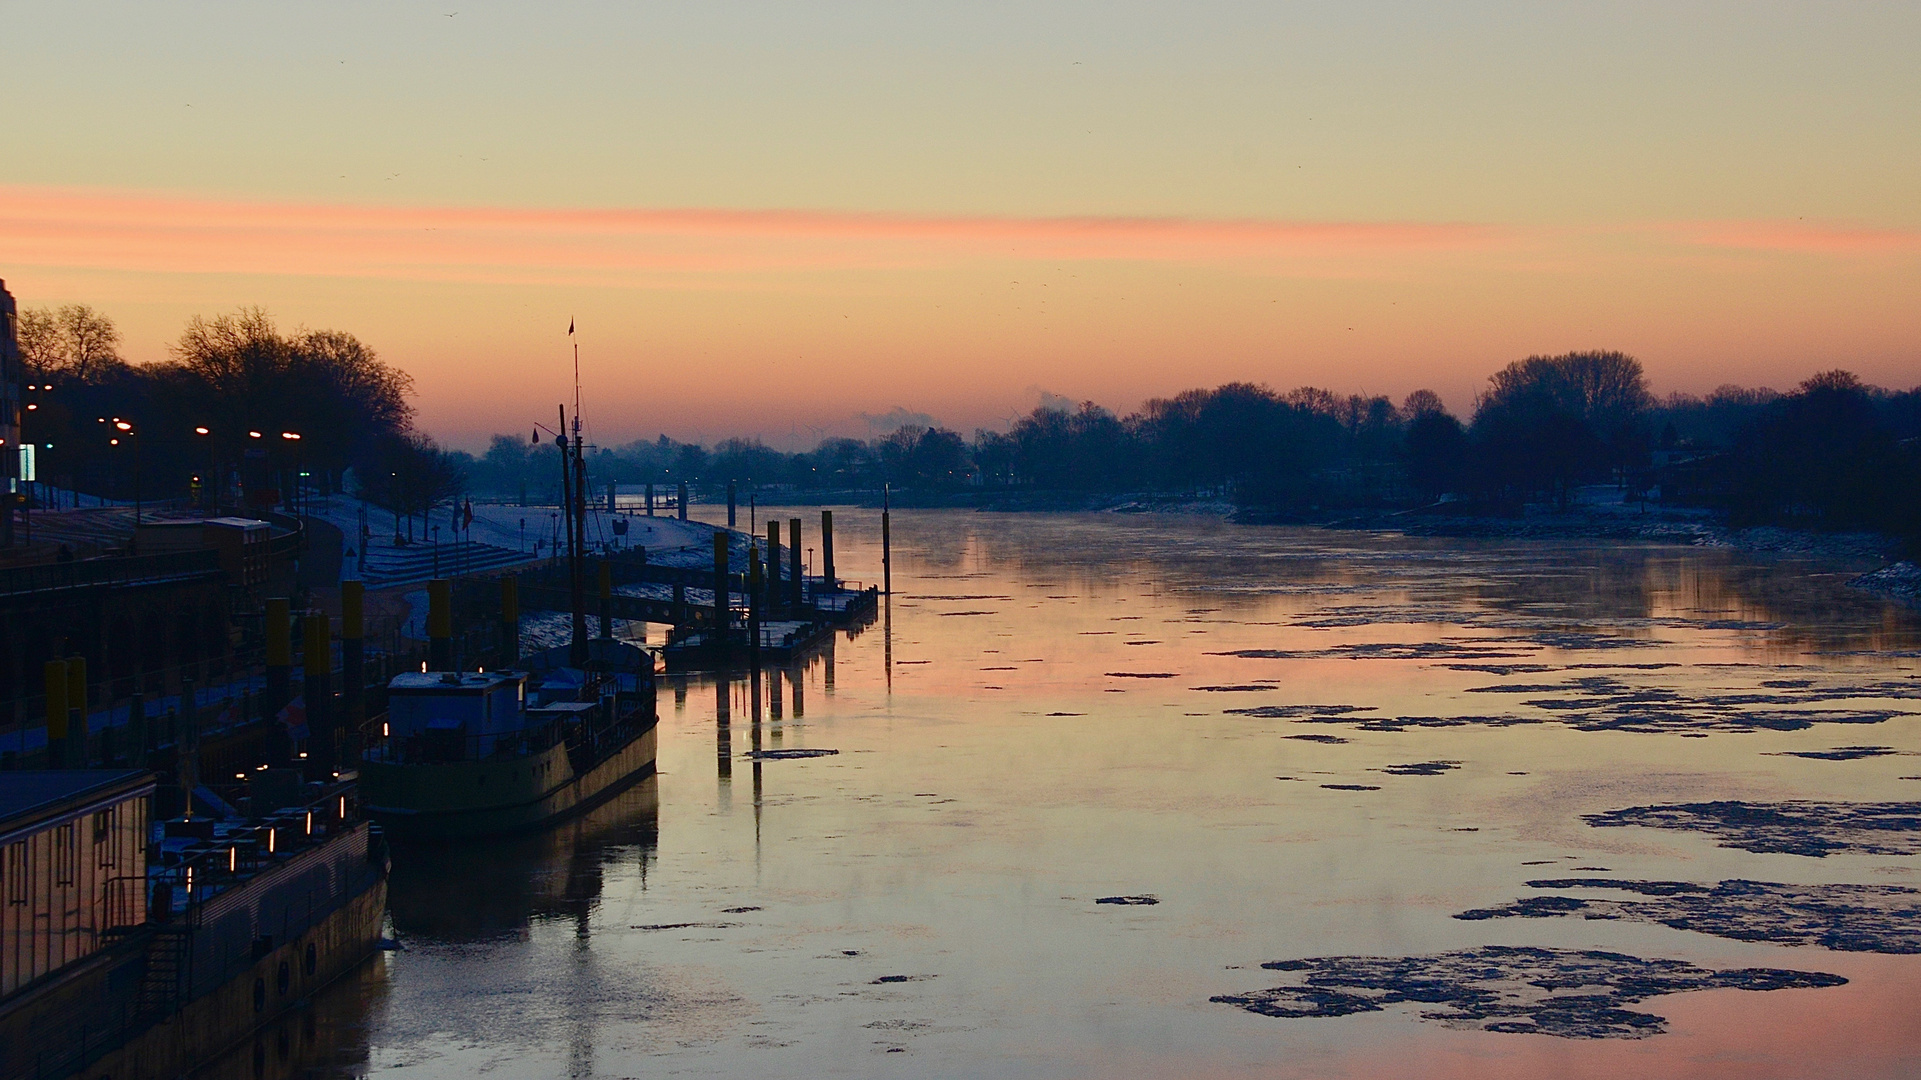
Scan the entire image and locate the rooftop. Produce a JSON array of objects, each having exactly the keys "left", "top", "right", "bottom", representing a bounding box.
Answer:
[{"left": 0, "top": 770, "right": 154, "bottom": 831}]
